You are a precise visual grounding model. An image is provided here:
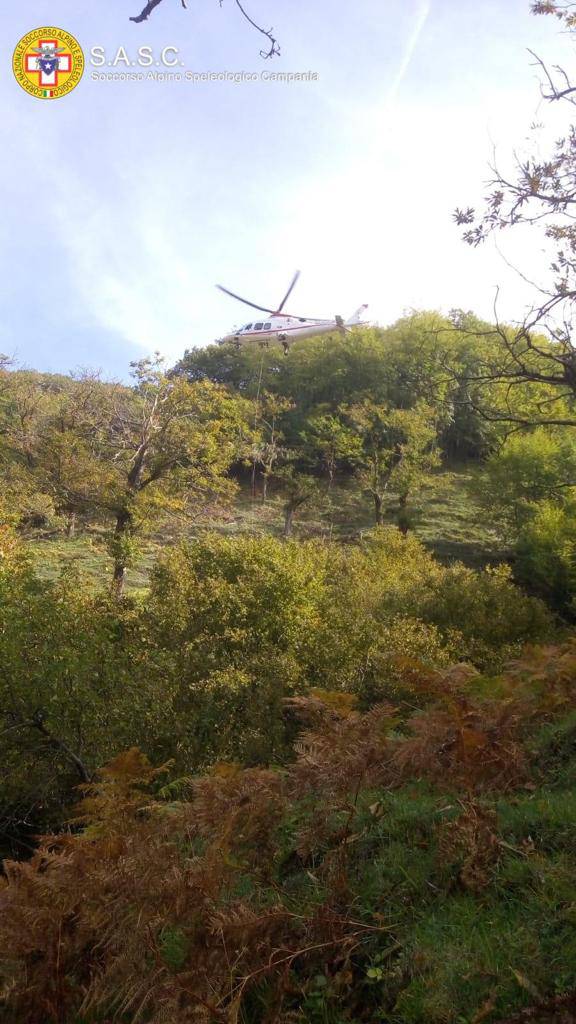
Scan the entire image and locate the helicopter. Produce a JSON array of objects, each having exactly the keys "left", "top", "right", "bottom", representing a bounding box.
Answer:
[{"left": 215, "top": 271, "right": 369, "bottom": 352}]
